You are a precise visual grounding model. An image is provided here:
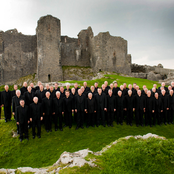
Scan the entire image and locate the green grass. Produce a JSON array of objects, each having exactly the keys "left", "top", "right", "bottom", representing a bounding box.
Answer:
[
  {"left": 60, "top": 138, "right": 174, "bottom": 174},
  {"left": 59, "top": 74, "right": 161, "bottom": 90},
  {"left": 1, "top": 117, "right": 174, "bottom": 169}
]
